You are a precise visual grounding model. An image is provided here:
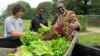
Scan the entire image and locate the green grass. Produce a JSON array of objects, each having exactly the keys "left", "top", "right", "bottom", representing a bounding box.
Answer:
[
  {"left": 23, "top": 19, "right": 31, "bottom": 31},
  {"left": 88, "top": 25, "right": 100, "bottom": 28},
  {"left": 0, "top": 25, "right": 4, "bottom": 36},
  {"left": 79, "top": 33, "right": 100, "bottom": 46}
]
